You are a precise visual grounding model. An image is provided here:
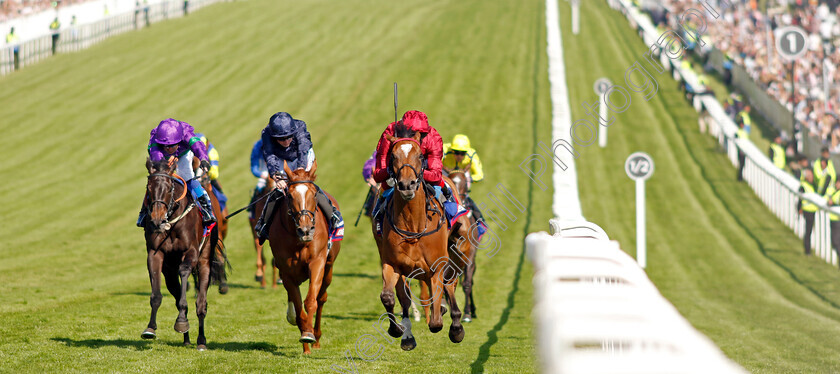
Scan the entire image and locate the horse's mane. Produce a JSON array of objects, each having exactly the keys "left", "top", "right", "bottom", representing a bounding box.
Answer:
[{"left": 394, "top": 121, "right": 416, "bottom": 139}]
